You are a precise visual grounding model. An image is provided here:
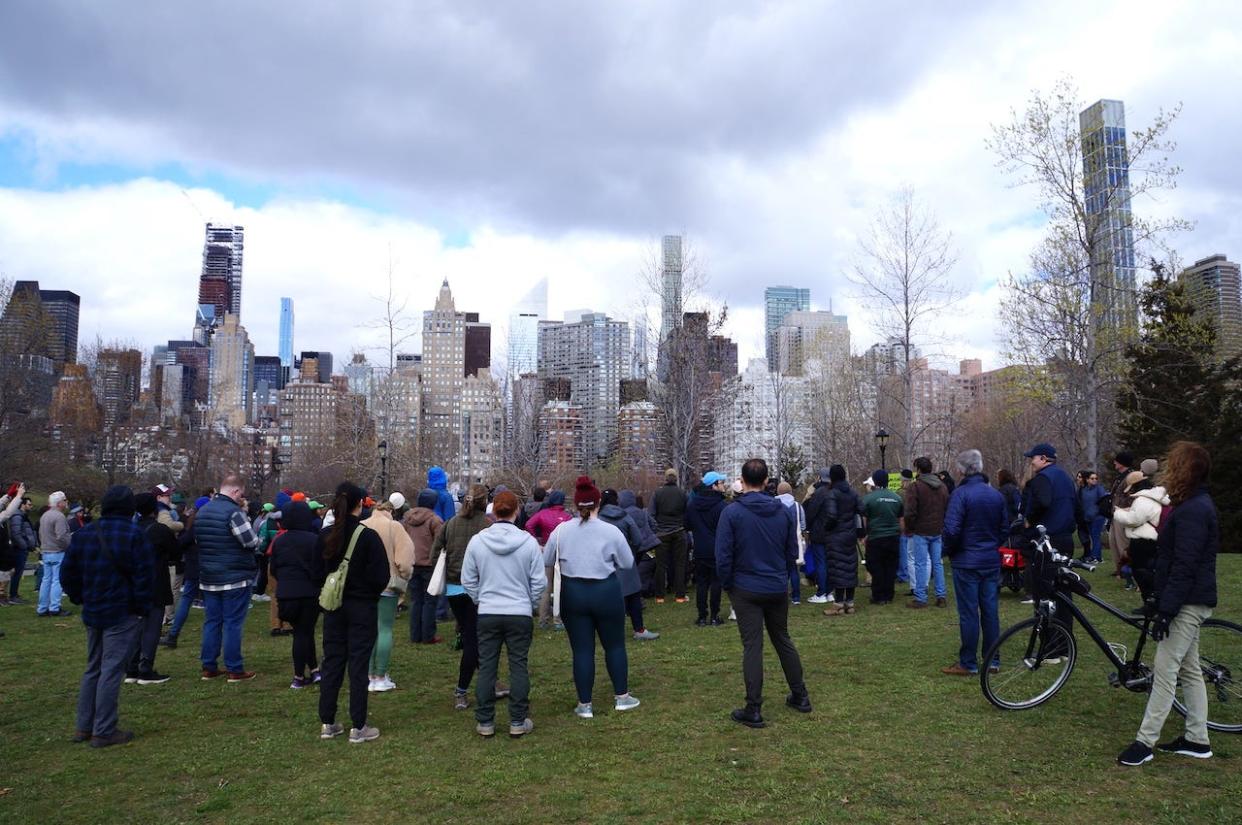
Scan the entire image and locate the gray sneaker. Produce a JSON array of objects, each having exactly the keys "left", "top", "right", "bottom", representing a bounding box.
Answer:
[
  {"left": 614, "top": 693, "right": 641, "bottom": 712},
  {"left": 633, "top": 629, "right": 660, "bottom": 640},
  {"left": 349, "top": 725, "right": 381, "bottom": 744},
  {"left": 319, "top": 723, "right": 344, "bottom": 739},
  {"left": 509, "top": 718, "right": 534, "bottom": 738},
  {"left": 454, "top": 689, "right": 469, "bottom": 711},
  {"left": 476, "top": 722, "right": 496, "bottom": 738},
  {"left": 574, "top": 702, "right": 594, "bottom": 719}
]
